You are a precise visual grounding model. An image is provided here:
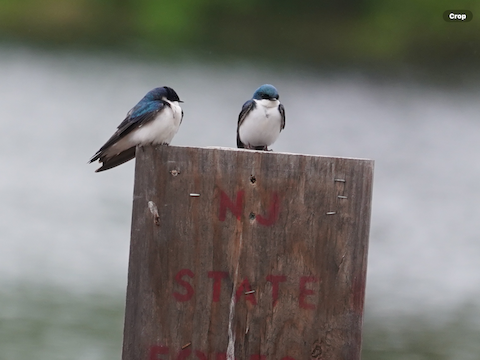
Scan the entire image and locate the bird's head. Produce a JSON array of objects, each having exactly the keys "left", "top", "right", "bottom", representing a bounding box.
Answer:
[
  {"left": 252, "top": 84, "right": 279, "bottom": 101},
  {"left": 147, "top": 86, "right": 183, "bottom": 103}
]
